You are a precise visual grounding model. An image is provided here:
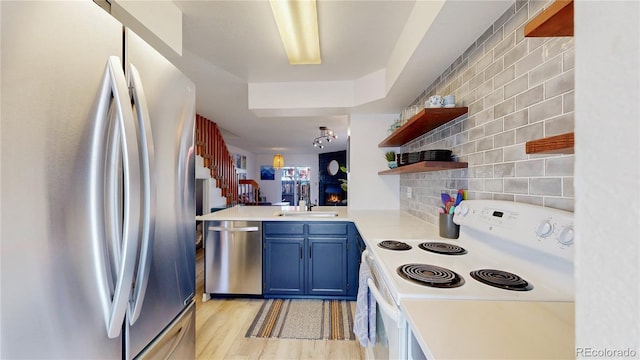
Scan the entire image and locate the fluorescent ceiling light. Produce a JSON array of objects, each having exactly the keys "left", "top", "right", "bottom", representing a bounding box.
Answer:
[{"left": 270, "top": 0, "right": 321, "bottom": 64}]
